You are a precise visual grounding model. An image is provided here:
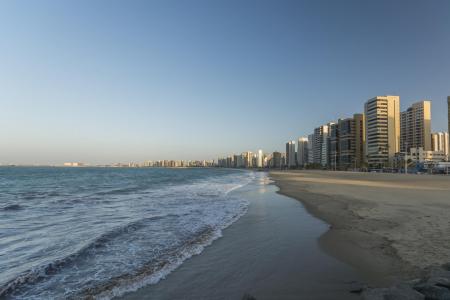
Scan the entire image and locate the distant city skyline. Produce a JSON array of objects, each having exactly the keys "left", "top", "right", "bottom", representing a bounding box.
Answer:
[{"left": 1, "top": 0, "right": 450, "bottom": 165}]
